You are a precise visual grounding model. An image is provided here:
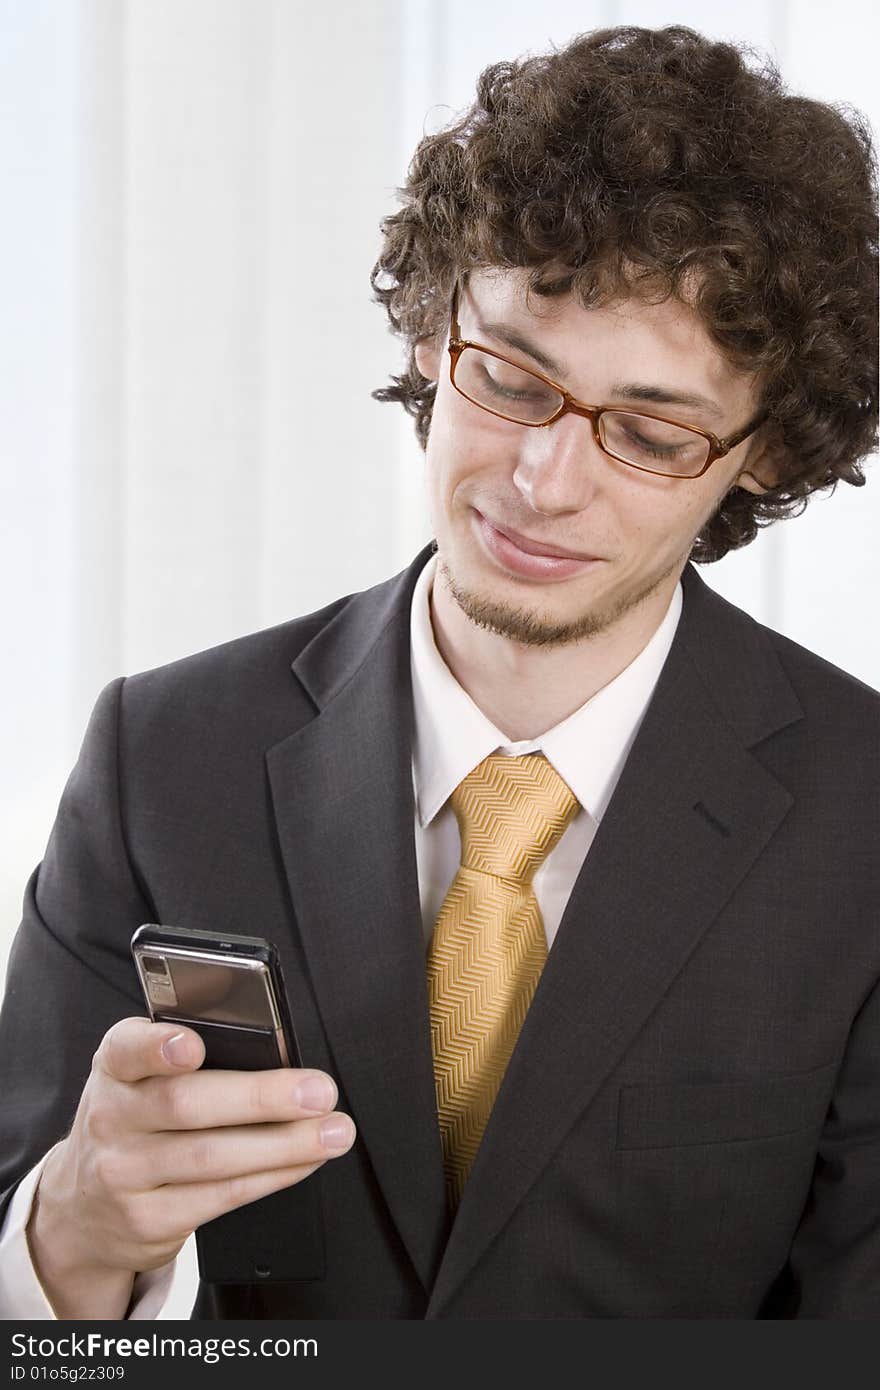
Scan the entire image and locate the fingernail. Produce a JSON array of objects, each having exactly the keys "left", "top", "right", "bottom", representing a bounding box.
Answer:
[
  {"left": 161, "top": 1032, "right": 191, "bottom": 1066},
  {"left": 320, "top": 1116, "right": 355, "bottom": 1151},
  {"left": 295, "top": 1076, "right": 336, "bottom": 1114}
]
